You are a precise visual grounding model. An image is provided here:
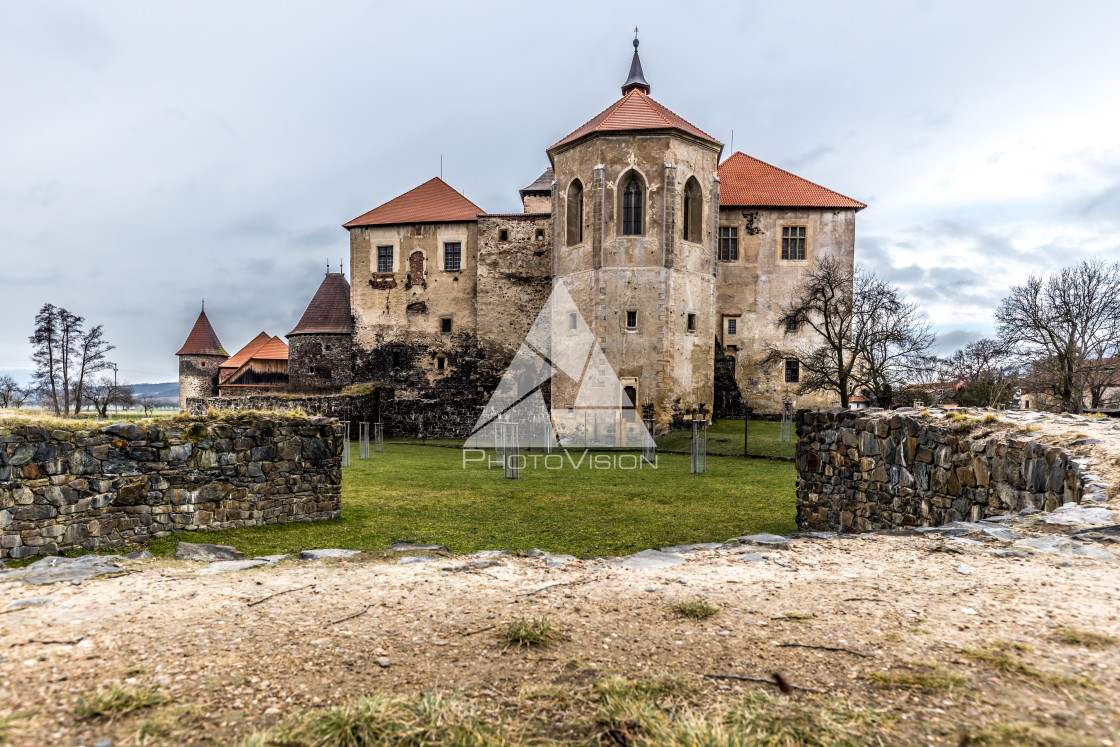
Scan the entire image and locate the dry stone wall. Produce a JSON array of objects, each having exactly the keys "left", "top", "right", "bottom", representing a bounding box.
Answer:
[
  {"left": 0, "top": 415, "right": 343, "bottom": 559},
  {"left": 795, "top": 410, "right": 1085, "bottom": 532}
]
